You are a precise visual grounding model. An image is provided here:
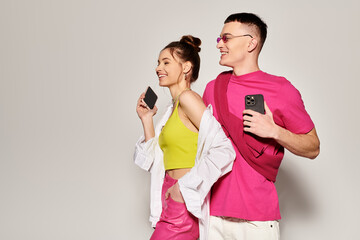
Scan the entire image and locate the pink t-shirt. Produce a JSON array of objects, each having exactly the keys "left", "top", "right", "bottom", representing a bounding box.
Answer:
[{"left": 203, "top": 70, "right": 314, "bottom": 220}]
